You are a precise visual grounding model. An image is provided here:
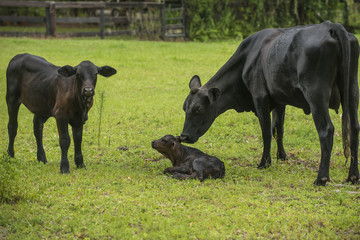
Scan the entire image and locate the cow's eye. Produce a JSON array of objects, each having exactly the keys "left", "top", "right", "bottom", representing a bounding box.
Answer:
[
  {"left": 193, "top": 107, "right": 201, "bottom": 113},
  {"left": 162, "top": 139, "right": 168, "bottom": 144}
]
